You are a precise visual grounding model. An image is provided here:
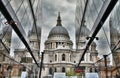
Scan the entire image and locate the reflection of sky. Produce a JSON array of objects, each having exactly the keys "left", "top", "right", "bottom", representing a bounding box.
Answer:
[
  {"left": 75, "top": 0, "right": 111, "bottom": 55},
  {"left": 75, "top": 1, "right": 120, "bottom": 57},
  {"left": 5, "top": 0, "right": 42, "bottom": 57}
]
